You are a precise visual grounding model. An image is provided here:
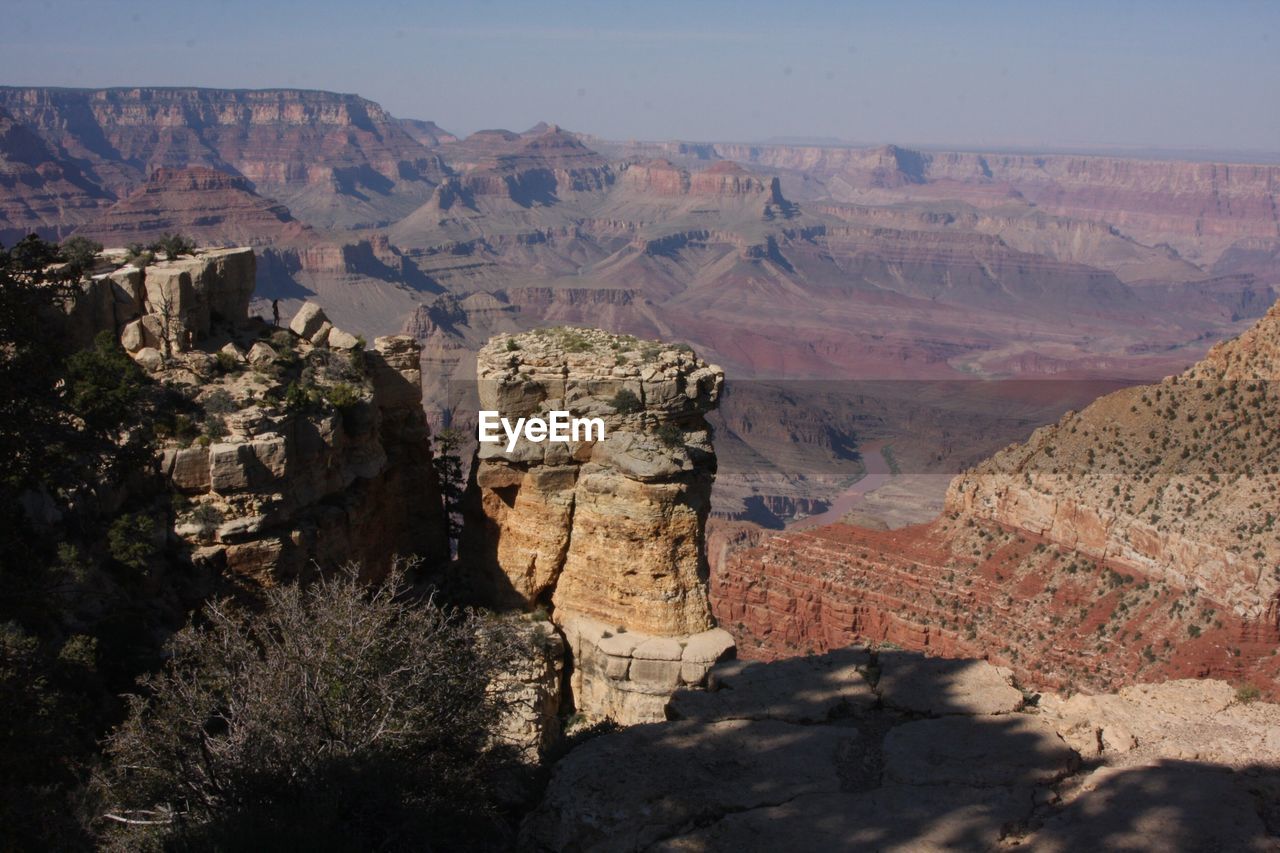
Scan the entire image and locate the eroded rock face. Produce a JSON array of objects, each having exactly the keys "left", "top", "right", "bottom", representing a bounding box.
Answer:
[
  {"left": 460, "top": 327, "right": 730, "bottom": 722},
  {"left": 561, "top": 617, "right": 735, "bottom": 724},
  {"left": 488, "top": 619, "right": 565, "bottom": 762},
  {"left": 526, "top": 646, "right": 1280, "bottom": 852},
  {"left": 948, "top": 299, "right": 1280, "bottom": 623},
  {"left": 59, "top": 245, "right": 448, "bottom": 588},
  {"left": 164, "top": 327, "right": 446, "bottom": 586},
  {"left": 56, "top": 248, "right": 256, "bottom": 354}
]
